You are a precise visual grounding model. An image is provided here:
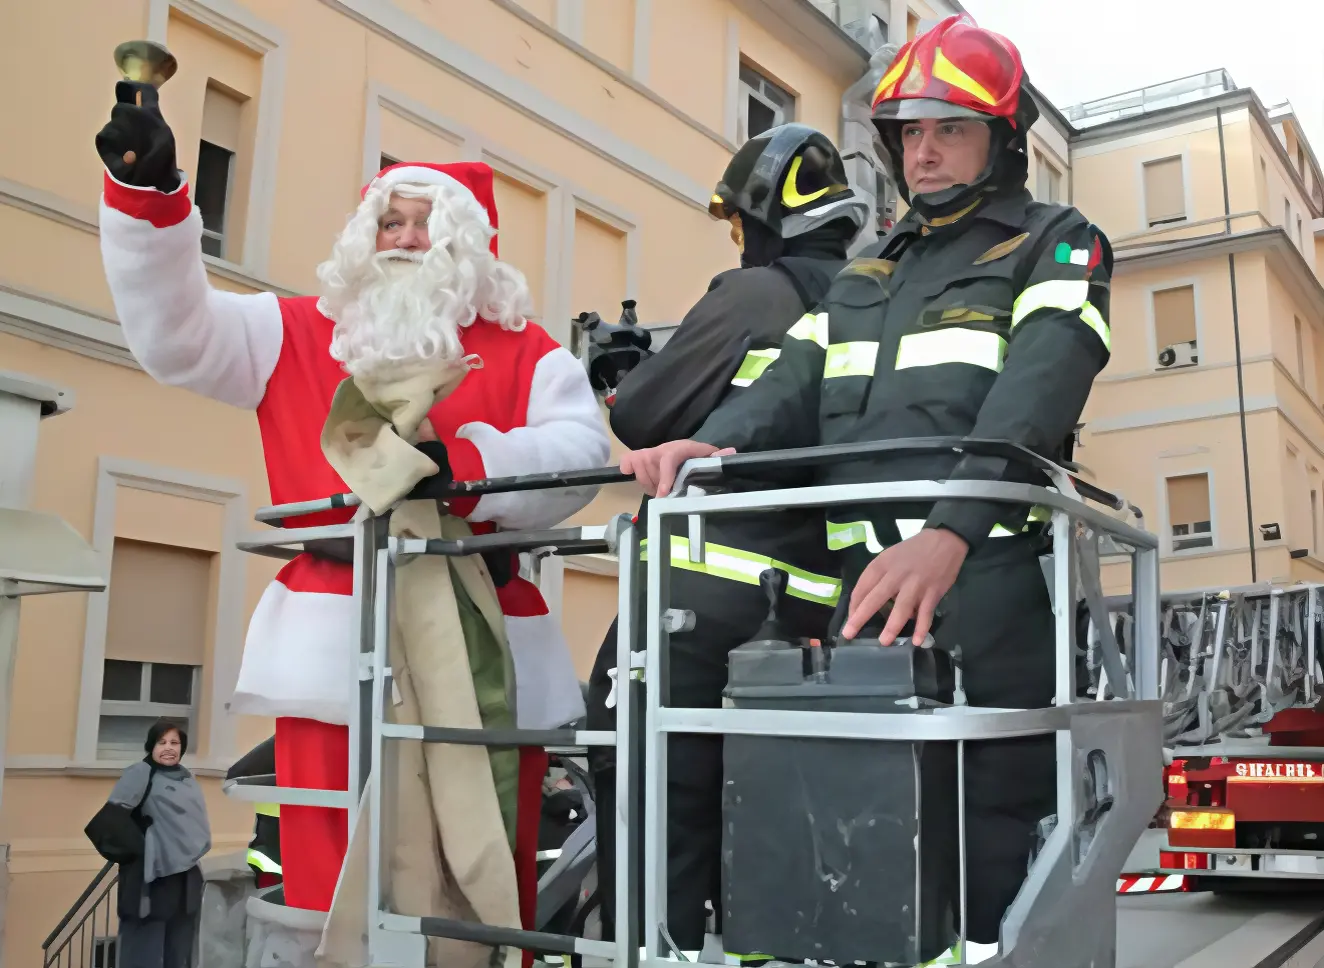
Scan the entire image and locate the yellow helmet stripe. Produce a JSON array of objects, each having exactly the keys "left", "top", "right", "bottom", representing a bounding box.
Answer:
[
  {"left": 873, "top": 50, "right": 912, "bottom": 104},
  {"left": 931, "top": 48, "right": 996, "bottom": 105},
  {"left": 781, "top": 156, "right": 831, "bottom": 208}
]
